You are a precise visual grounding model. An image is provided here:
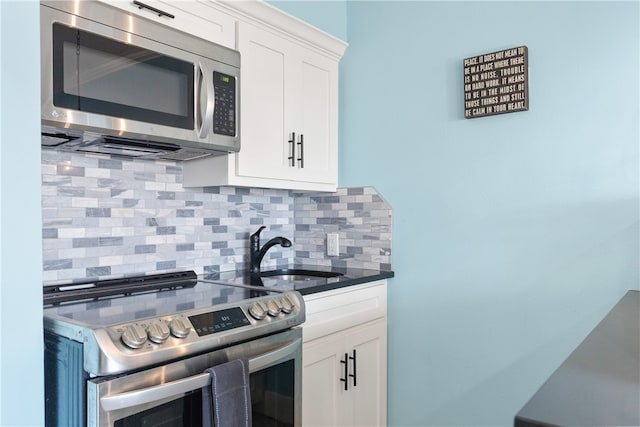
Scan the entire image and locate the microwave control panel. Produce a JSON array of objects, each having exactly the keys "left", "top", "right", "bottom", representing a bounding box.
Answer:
[{"left": 213, "top": 71, "right": 237, "bottom": 137}]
